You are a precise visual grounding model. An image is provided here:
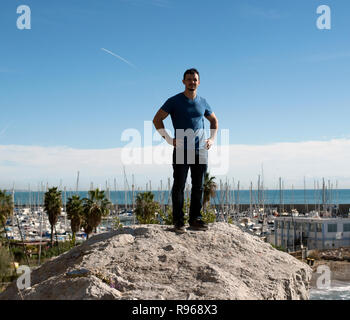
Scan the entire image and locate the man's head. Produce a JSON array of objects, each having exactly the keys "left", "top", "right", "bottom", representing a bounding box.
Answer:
[{"left": 183, "top": 68, "right": 200, "bottom": 92}]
